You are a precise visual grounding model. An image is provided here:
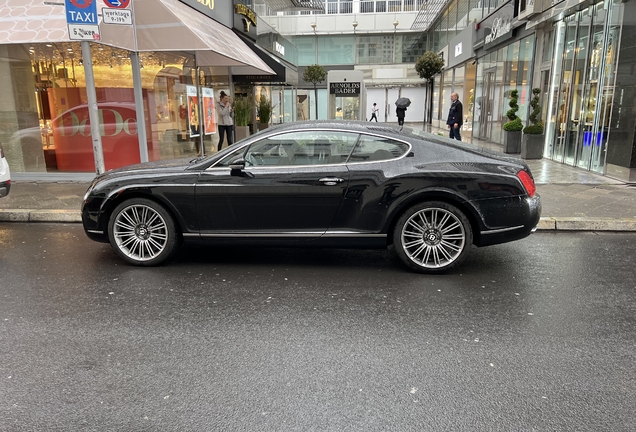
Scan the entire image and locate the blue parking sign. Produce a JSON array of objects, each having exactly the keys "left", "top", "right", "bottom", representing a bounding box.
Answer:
[{"left": 65, "top": 0, "right": 98, "bottom": 25}]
